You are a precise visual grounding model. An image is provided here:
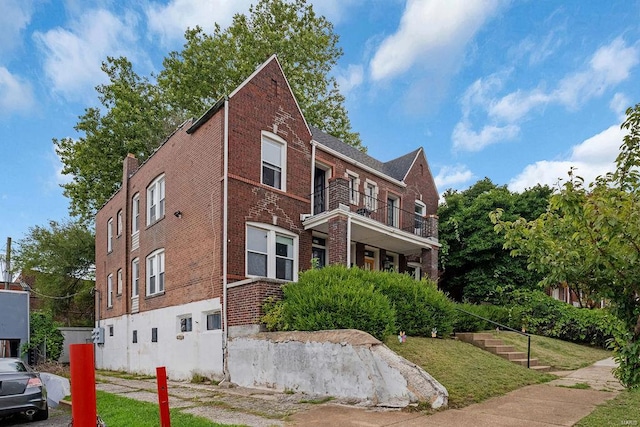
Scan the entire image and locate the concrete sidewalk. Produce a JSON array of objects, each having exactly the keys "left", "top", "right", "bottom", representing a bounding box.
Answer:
[
  {"left": 288, "top": 358, "right": 622, "bottom": 426},
  {"left": 92, "top": 358, "right": 623, "bottom": 426}
]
